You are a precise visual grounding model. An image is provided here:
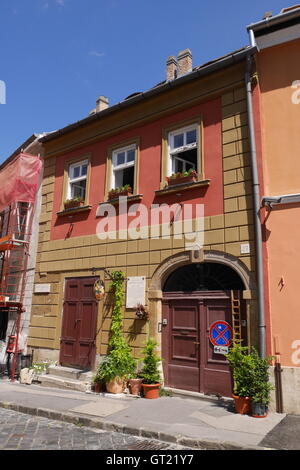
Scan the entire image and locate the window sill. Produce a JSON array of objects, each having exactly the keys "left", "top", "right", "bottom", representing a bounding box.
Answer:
[
  {"left": 99, "top": 194, "right": 143, "bottom": 206},
  {"left": 57, "top": 205, "right": 92, "bottom": 217},
  {"left": 155, "top": 179, "right": 210, "bottom": 196}
]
